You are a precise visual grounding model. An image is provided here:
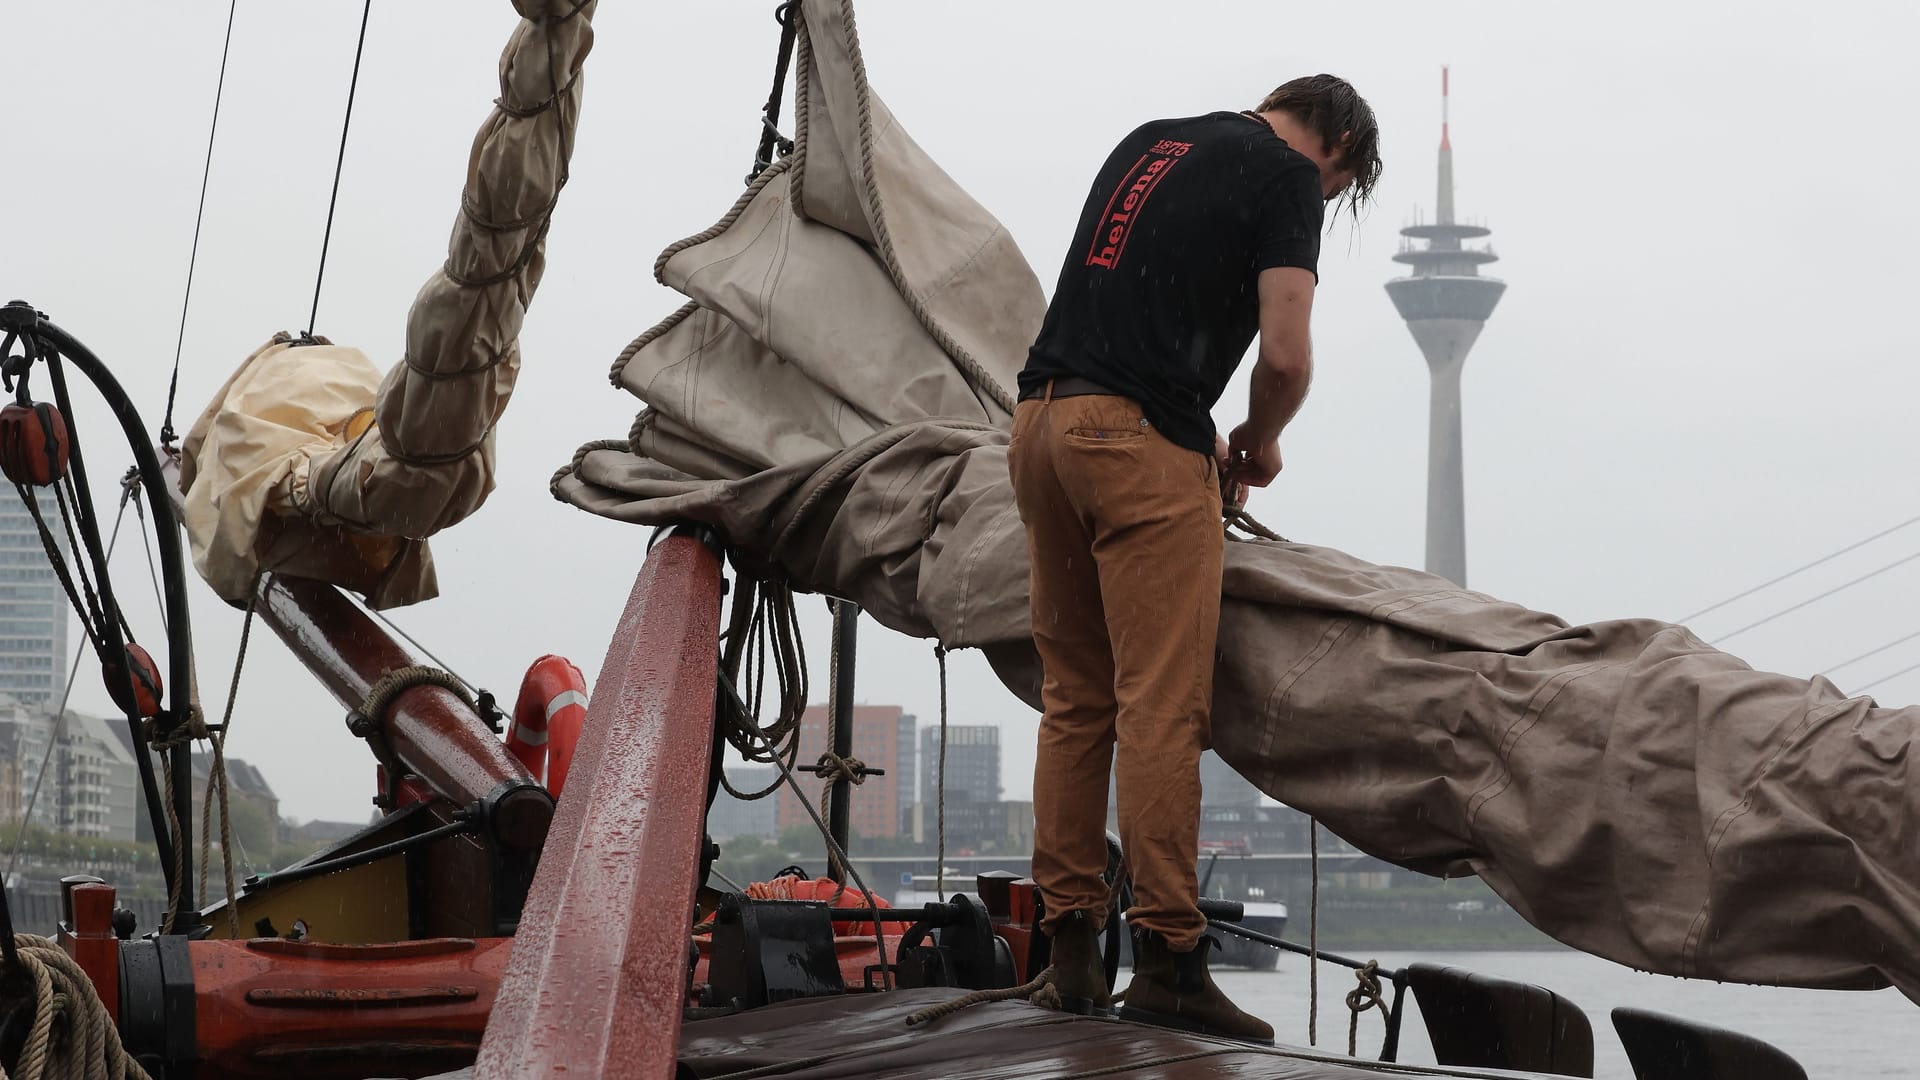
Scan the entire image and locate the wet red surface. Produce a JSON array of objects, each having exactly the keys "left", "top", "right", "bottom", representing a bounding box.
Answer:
[{"left": 473, "top": 535, "right": 723, "bottom": 1078}]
